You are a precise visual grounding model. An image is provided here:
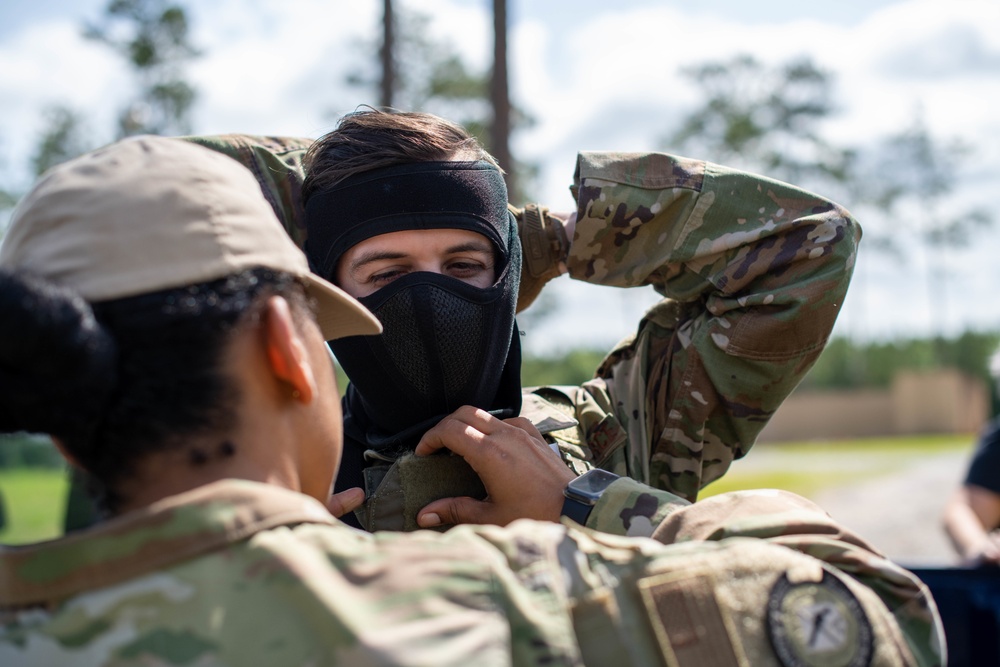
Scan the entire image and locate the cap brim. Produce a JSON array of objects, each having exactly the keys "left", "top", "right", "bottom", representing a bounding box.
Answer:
[{"left": 302, "top": 275, "right": 382, "bottom": 340}]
